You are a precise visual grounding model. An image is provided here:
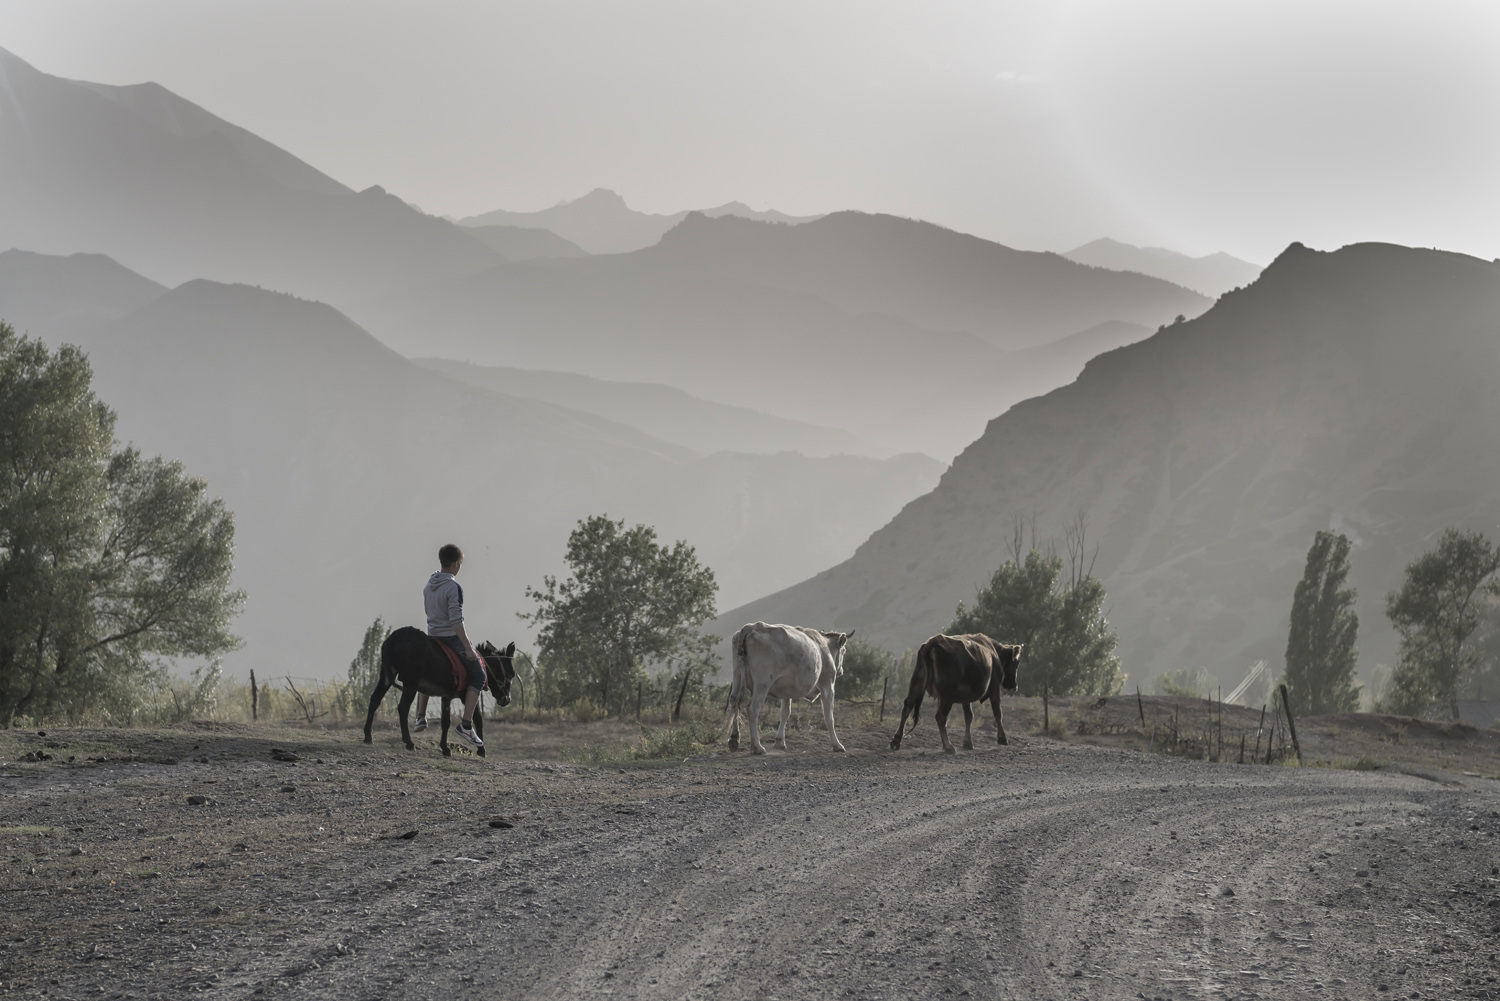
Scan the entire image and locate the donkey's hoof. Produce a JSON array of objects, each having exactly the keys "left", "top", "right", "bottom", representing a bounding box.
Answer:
[
  {"left": 441, "top": 746, "right": 451, "bottom": 758},
  {"left": 404, "top": 743, "right": 415, "bottom": 751},
  {"left": 889, "top": 740, "right": 902, "bottom": 751},
  {"left": 998, "top": 736, "right": 1009, "bottom": 746},
  {"left": 363, "top": 736, "right": 372, "bottom": 744},
  {"left": 477, "top": 747, "right": 486, "bottom": 758}
]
